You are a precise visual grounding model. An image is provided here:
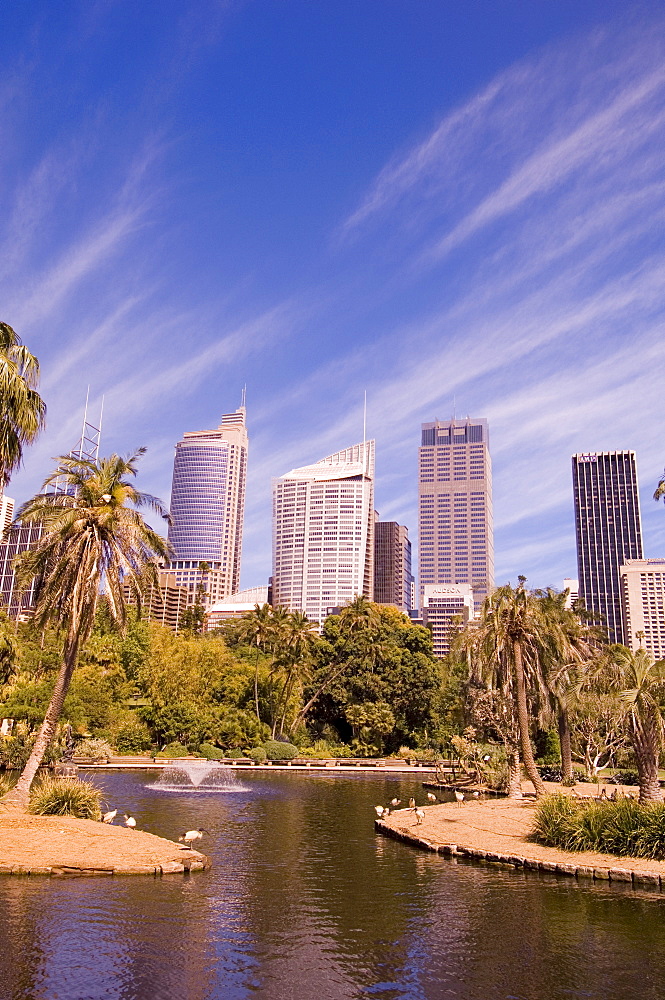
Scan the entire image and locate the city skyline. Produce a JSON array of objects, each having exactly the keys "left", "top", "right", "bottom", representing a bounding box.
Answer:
[{"left": 2, "top": 3, "right": 665, "bottom": 594}]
